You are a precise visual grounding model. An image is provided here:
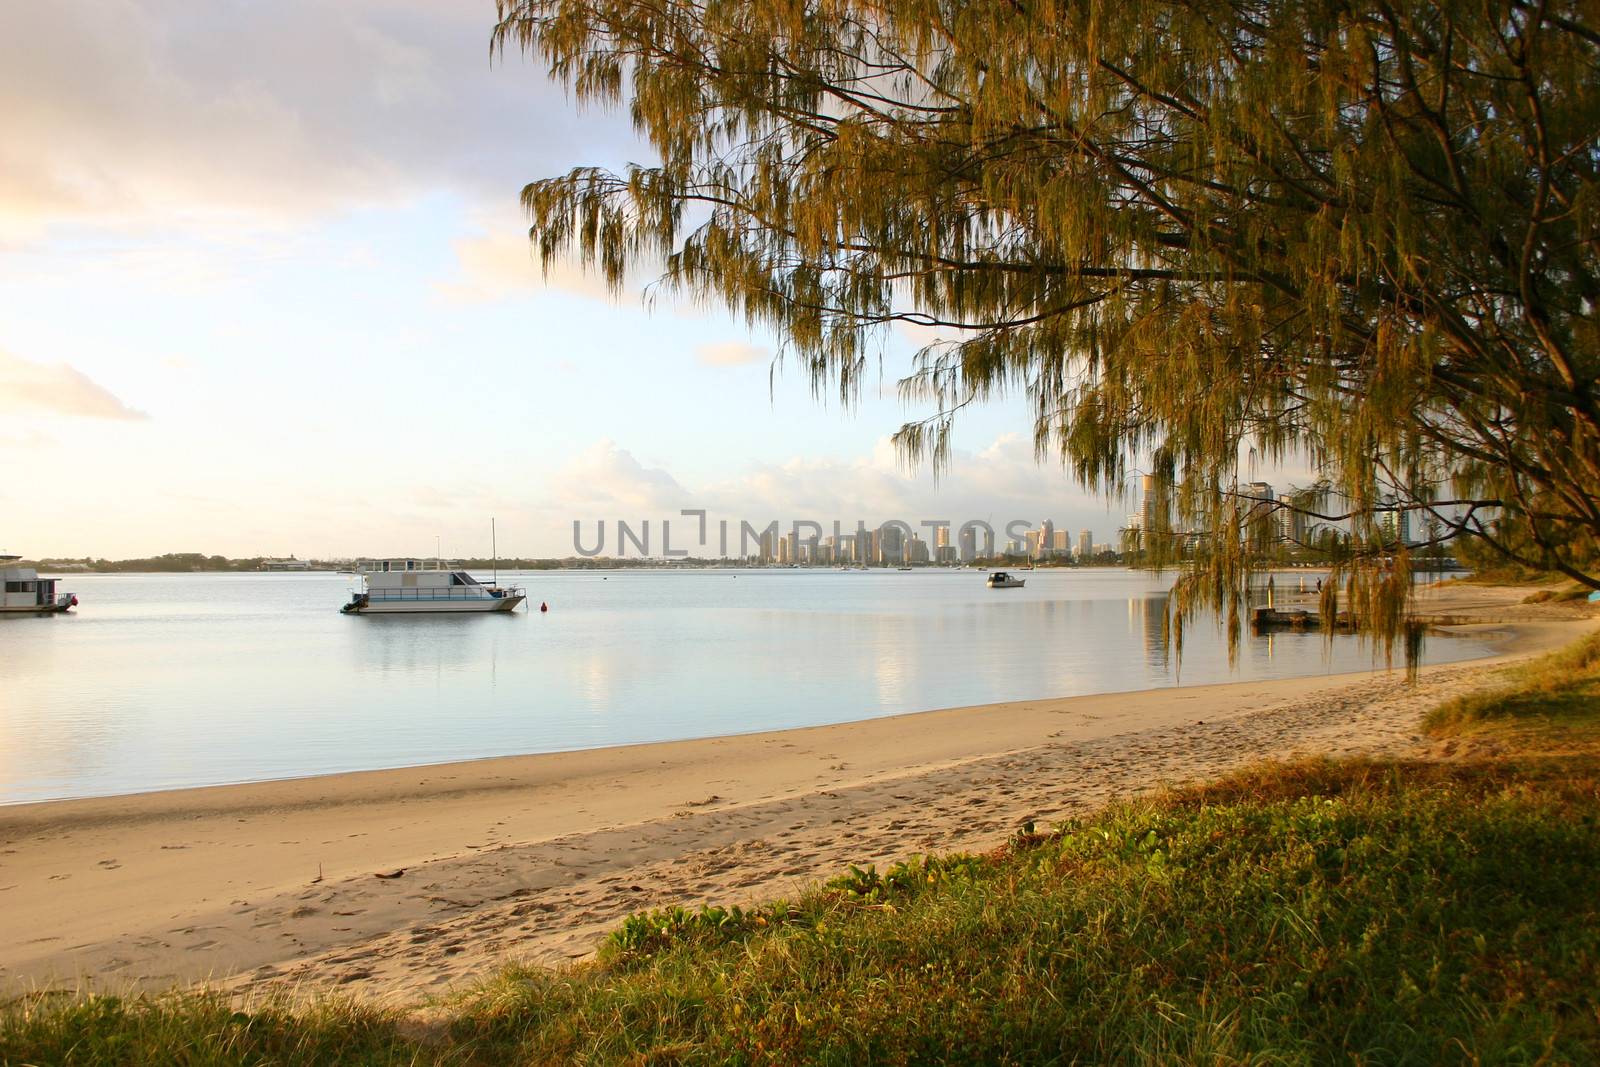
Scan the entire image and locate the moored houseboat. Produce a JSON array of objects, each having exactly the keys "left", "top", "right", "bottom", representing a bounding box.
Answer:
[
  {"left": 340, "top": 559, "right": 524, "bottom": 614},
  {"left": 1, "top": 554, "right": 78, "bottom": 613}
]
